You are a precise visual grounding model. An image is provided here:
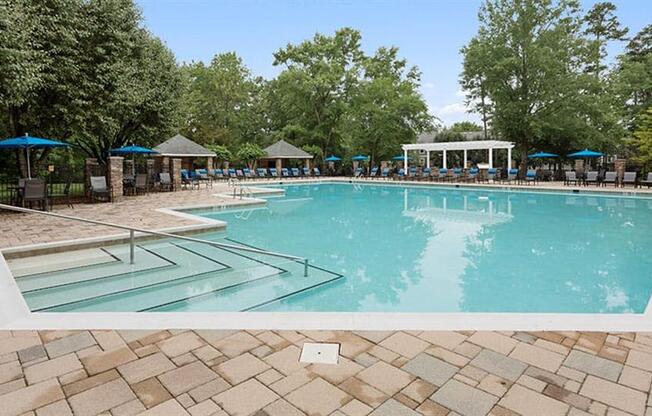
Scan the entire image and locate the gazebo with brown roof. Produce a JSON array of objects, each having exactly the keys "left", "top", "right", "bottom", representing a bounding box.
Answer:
[
  {"left": 259, "top": 140, "right": 313, "bottom": 171},
  {"left": 153, "top": 134, "right": 217, "bottom": 171}
]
